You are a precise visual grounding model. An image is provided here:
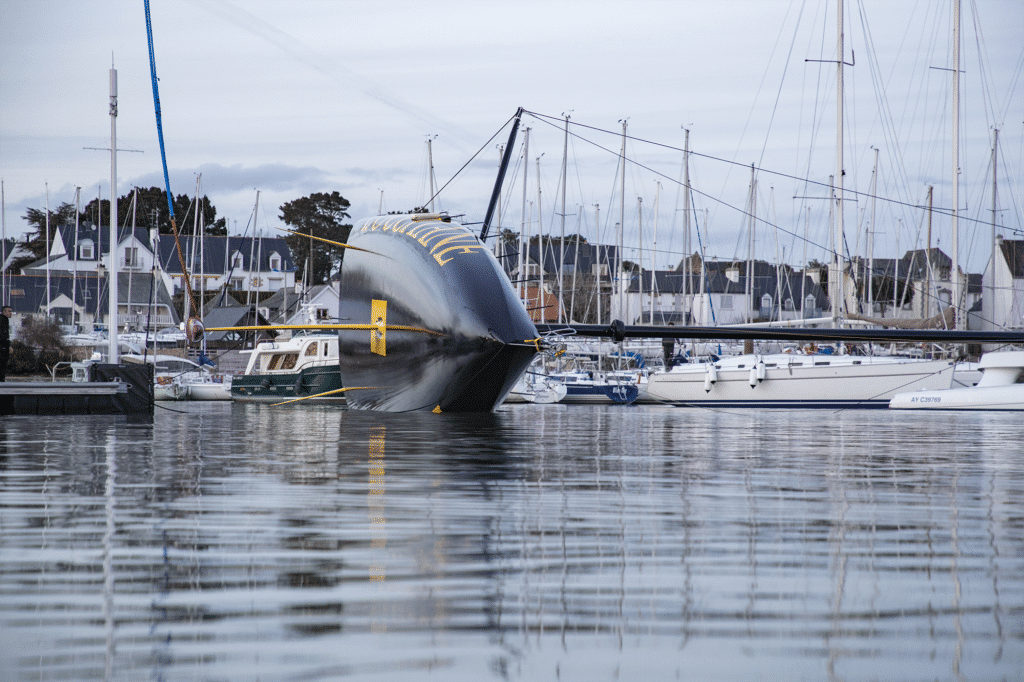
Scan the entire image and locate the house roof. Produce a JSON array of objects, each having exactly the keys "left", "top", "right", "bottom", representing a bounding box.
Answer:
[
  {"left": 999, "top": 239, "right": 1024, "bottom": 278},
  {"left": 627, "top": 260, "right": 828, "bottom": 307},
  {"left": 202, "top": 305, "right": 274, "bottom": 342},
  {"left": 1, "top": 272, "right": 177, "bottom": 318},
  {"left": 157, "top": 235, "right": 295, "bottom": 276}
]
